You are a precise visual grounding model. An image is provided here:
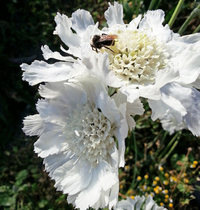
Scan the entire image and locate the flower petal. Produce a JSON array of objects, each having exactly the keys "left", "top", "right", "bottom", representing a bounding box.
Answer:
[
  {"left": 41, "top": 45, "right": 77, "bottom": 62},
  {"left": 104, "top": 2, "right": 124, "bottom": 27},
  {"left": 21, "top": 60, "right": 78, "bottom": 85},
  {"left": 71, "top": 9, "right": 94, "bottom": 35},
  {"left": 54, "top": 13, "right": 81, "bottom": 57}
]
